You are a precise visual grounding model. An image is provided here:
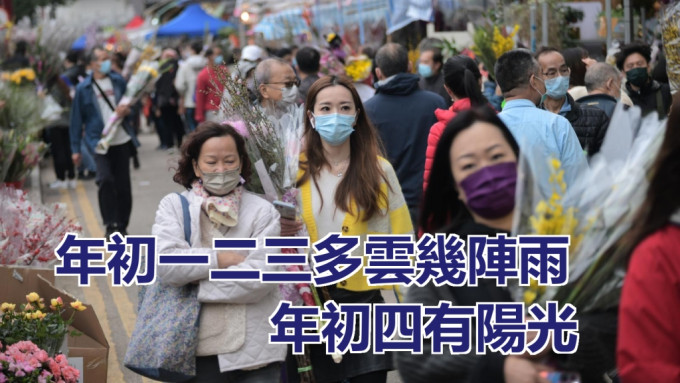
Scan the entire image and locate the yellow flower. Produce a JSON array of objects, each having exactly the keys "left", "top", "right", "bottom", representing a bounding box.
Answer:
[
  {"left": 24, "top": 303, "right": 35, "bottom": 311},
  {"left": 20, "top": 68, "right": 36, "bottom": 81},
  {"left": 26, "top": 292, "right": 40, "bottom": 303},
  {"left": 37, "top": 298, "right": 46, "bottom": 309},
  {"left": 550, "top": 158, "right": 561, "bottom": 171},
  {"left": 1, "top": 302, "right": 16, "bottom": 312},
  {"left": 50, "top": 297, "right": 63, "bottom": 310},
  {"left": 345, "top": 57, "right": 372, "bottom": 82},
  {"left": 138, "top": 66, "right": 159, "bottom": 78},
  {"left": 25, "top": 313, "right": 32, "bottom": 320},
  {"left": 32, "top": 310, "right": 46, "bottom": 320},
  {"left": 70, "top": 300, "right": 87, "bottom": 311}
]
